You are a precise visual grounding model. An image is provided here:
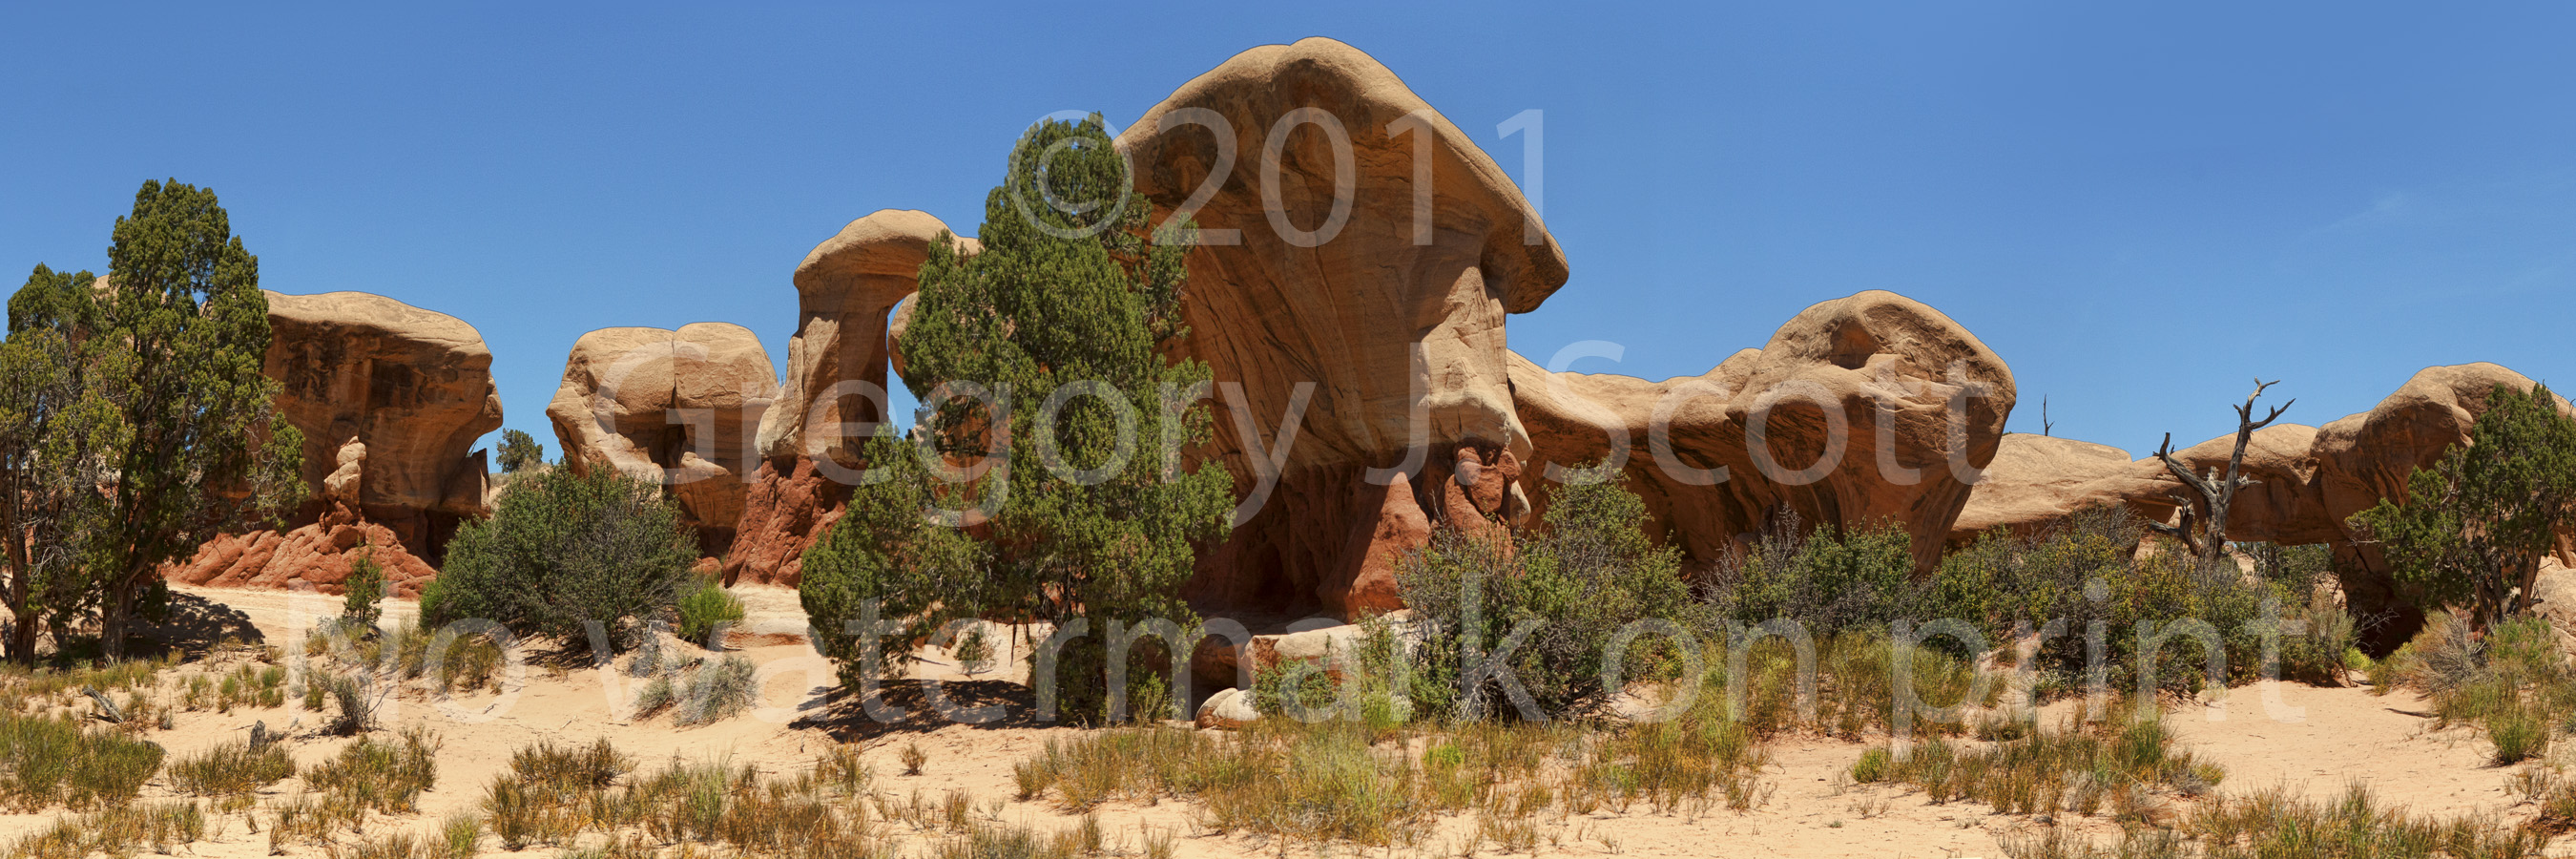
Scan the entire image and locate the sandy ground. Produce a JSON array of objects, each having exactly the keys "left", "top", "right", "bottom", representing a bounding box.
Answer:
[{"left": 0, "top": 584, "right": 2555, "bottom": 859}]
